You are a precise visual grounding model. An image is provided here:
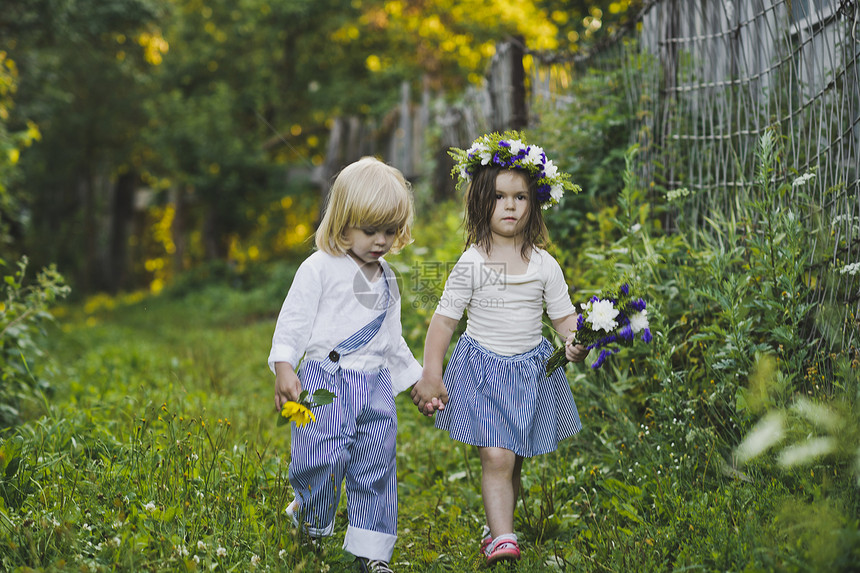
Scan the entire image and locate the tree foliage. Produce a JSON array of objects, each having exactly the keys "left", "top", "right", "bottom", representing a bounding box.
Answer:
[{"left": 2, "top": 0, "right": 637, "bottom": 294}]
